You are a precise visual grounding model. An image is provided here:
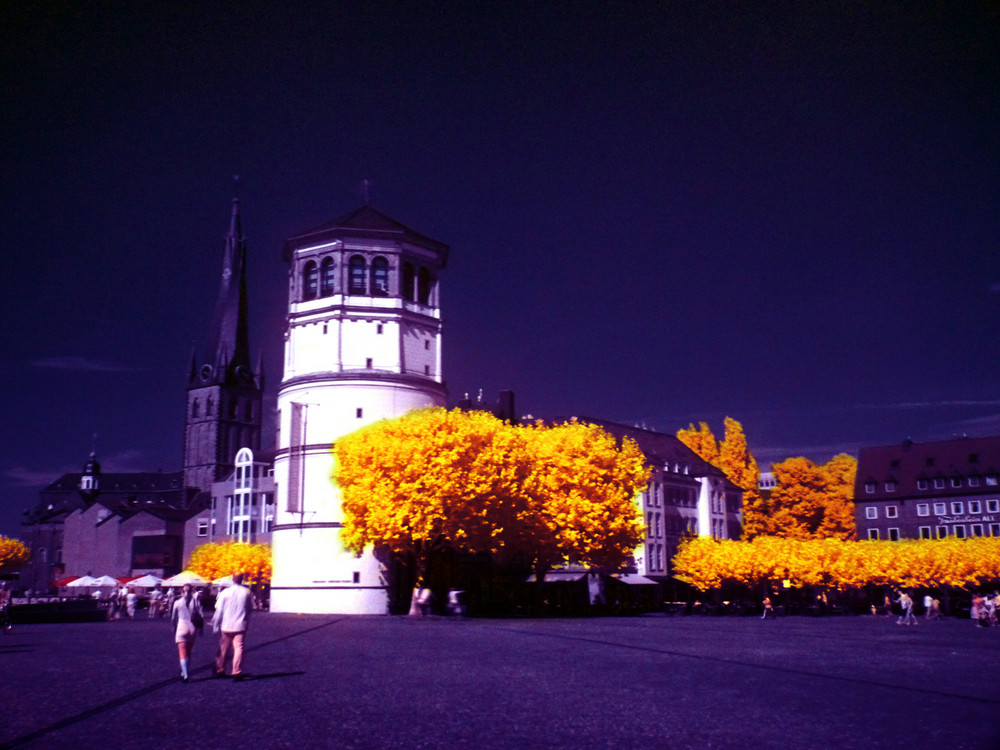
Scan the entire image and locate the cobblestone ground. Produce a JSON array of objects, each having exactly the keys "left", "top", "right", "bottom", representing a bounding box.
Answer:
[{"left": 0, "top": 613, "right": 998, "bottom": 749}]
